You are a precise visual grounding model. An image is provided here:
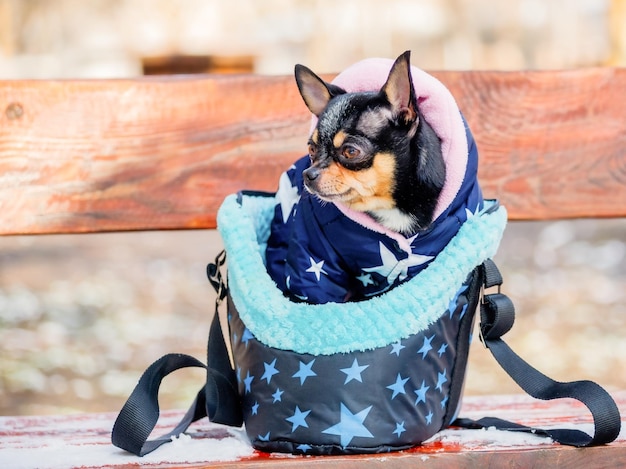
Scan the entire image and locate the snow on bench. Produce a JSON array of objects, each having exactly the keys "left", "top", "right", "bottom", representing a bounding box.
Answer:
[{"left": 2, "top": 392, "right": 625, "bottom": 468}]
